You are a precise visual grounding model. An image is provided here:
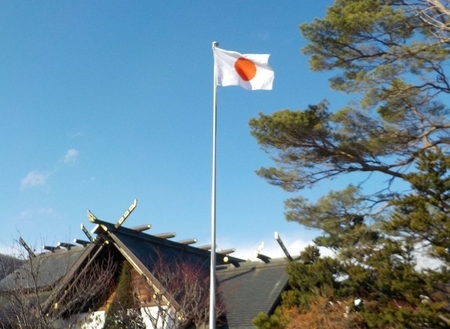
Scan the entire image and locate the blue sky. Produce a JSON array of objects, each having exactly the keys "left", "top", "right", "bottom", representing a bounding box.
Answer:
[{"left": 1, "top": 1, "right": 351, "bottom": 259}]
